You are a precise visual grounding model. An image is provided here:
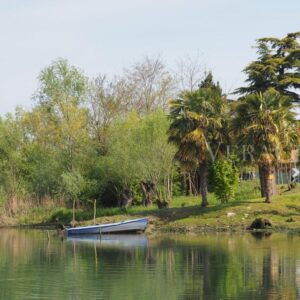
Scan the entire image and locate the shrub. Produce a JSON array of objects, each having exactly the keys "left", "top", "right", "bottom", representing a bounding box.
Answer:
[{"left": 213, "top": 158, "right": 239, "bottom": 203}]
